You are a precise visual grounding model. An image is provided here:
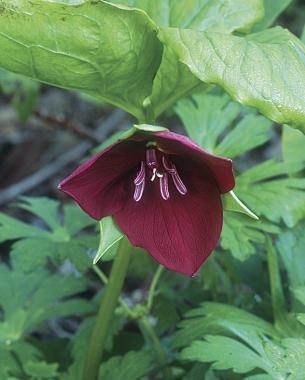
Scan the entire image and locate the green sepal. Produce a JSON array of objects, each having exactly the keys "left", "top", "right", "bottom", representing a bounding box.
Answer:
[
  {"left": 222, "top": 191, "right": 259, "bottom": 220},
  {"left": 118, "top": 124, "right": 169, "bottom": 141},
  {"left": 93, "top": 217, "right": 124, "bottom": 264}
]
